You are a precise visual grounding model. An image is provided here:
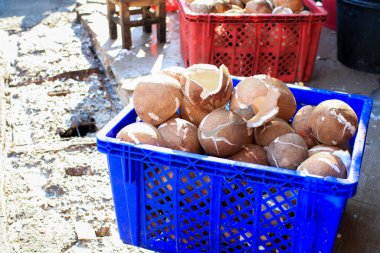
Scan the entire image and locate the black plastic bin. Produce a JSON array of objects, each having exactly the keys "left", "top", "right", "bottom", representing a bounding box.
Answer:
[{"left": 337, "top": 0, "right": 380, "bottom": 74}]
